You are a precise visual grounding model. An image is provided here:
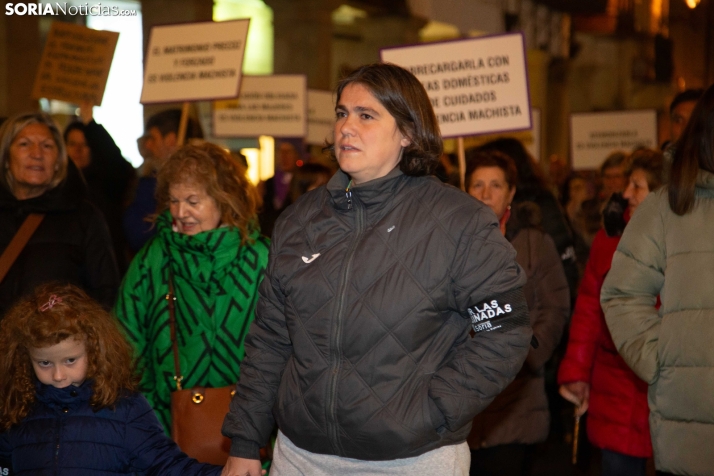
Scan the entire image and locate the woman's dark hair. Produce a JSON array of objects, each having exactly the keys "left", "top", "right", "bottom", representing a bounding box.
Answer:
[
  {"left": 560, "top": 172, "right": 595, "bottom": 208},
  {"left": 464, "top": 149, "right": 518, "bottom": 191},
  {"left": 669, "top": 83, "right": 714, "bottom": 215},
  {"left": 325, "top": 62, "right": 442, "bottom": 176},
  {"left": 599, "top": 151, "right": 627, "bottom": 176},
  {"left": 627, "top": 148, "right": 665, "bottom": 192},
  {"left": 63, "top": 121, "right": 86, "bottom": 144},
  {"left": 477, "top": 138, "right": 545, "bottom": 192}
]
